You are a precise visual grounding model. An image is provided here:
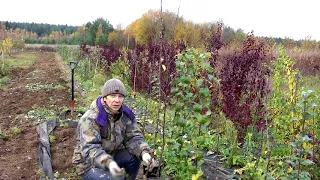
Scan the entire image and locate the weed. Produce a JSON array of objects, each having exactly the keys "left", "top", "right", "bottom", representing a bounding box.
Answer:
[
  {"left": 0, "top": 126, "right": 7, "bottom": 138},
  {"left": 49, "top": 135, "right": 56, "bottom": 143},
  {"left": 11, "top": 126, "right": 21, "bottom": 135},
  {"left": 26, "top": 83, "right": 64, "bottom": 92},
  {"left": 26, "top": 107, "right": 56, "bottom": 125},
  {"left": 49, "top": 96, "right": 55, "bottom": 103},
  {"left": 54, "top": 171, "right": 60, "bottom": 178},
  {"left": 57, "top": 119, "right": 69, "bottom": 127},
  {"left": 4, "top": 52, "right": 38, "bottom": 69},
  {"left": 0, "top": 76, "right": 9, "bottom": 88},
  {"left": 36, "top": 168, "right": 46, "bottom": 177}
]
